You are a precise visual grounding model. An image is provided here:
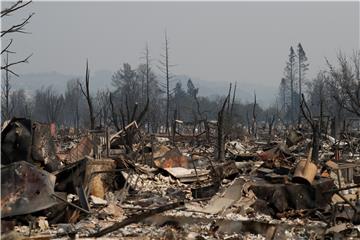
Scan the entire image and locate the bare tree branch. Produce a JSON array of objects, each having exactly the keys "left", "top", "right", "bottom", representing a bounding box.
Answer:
[
  {"left": 1, "top": 39, "right": 14, "bottom": 55},
  {"left": 1, "top": 53, "right": 32, "bottom": 71},
  {"left": 1, "top": 1, "right": 32, "bottom": 17},
  {"left": 1, "top": 1, "right": 34, "bottom": 77},
  {"left": 1, "top": 13, "right": 34, "bottom": 37}
]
